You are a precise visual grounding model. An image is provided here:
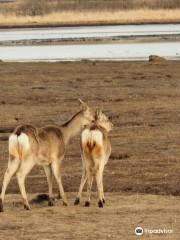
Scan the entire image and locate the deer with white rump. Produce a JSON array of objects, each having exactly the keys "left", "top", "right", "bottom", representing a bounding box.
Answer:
[
  {"left": 74, "top": 109, "right": 113, "bottom": 208},
  {"left": 0, "top": 99, "right": 94, "bottom": 212}
]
